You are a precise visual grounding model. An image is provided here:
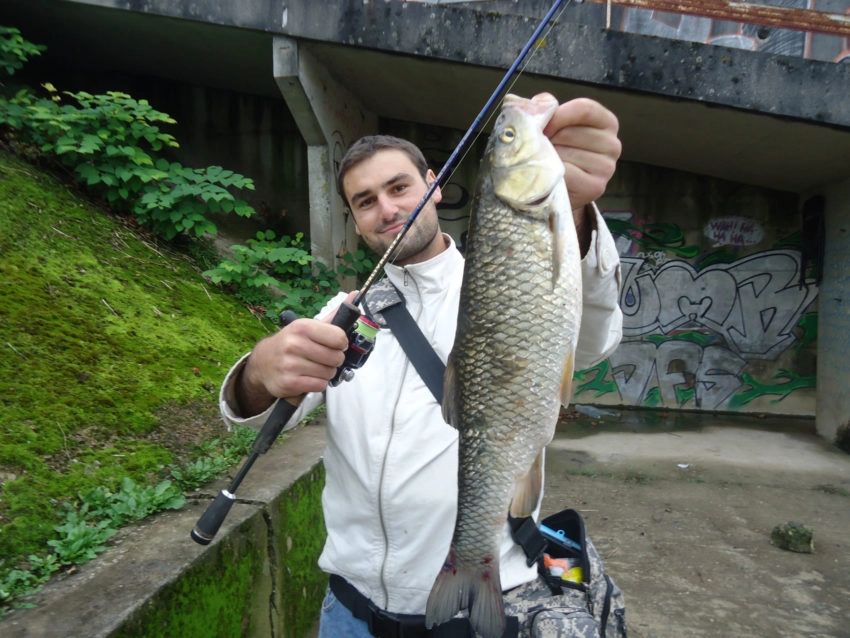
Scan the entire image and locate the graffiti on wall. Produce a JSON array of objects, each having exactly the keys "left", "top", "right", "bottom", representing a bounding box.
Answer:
[{"left": 573, "top": 211, "right": 818, "bottom": 411}]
